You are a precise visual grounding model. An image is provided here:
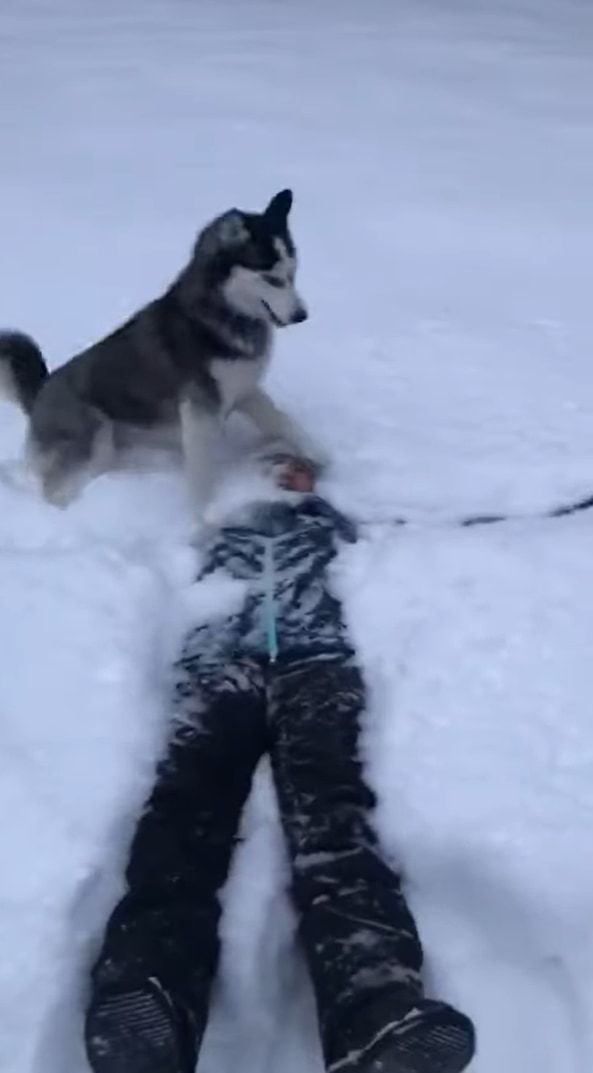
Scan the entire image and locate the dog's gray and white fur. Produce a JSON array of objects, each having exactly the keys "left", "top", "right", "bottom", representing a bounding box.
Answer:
[{"left": 0, "top": 189, "right": 325, "bottom": 510}]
